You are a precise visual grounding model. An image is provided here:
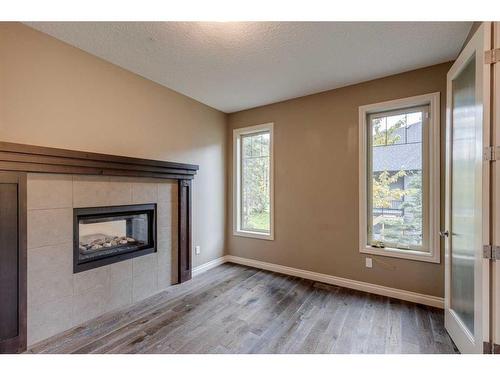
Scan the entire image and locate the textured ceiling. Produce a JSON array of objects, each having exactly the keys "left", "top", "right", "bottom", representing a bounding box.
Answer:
[{"left": 25, "top": 22, "right": 471, "bottom": 113}]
